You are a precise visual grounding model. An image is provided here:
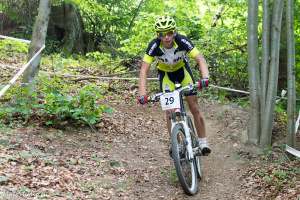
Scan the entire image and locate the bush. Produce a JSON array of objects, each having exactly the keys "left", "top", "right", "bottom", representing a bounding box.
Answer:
[
  {"left": 43, "top": 84, "right": 110, "bottom": 125},
  {"left": 0, "top": 81, "right": 111, "bottom": 127}
]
